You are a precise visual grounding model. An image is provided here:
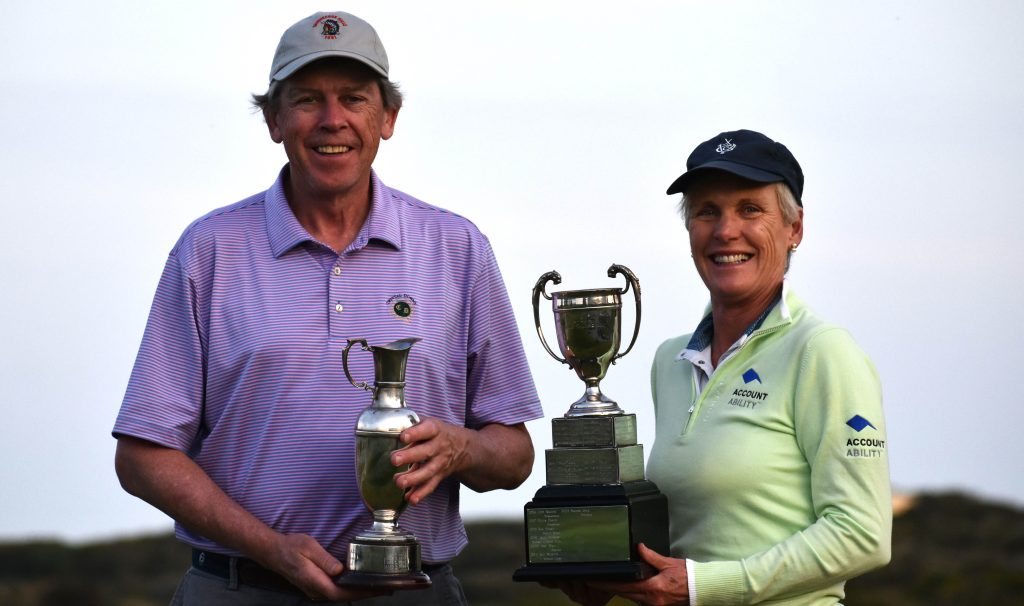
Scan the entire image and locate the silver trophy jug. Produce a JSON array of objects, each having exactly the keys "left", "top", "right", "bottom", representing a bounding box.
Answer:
[{"left": 336, "top": 337, "right": 431, "bottom": 589}]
